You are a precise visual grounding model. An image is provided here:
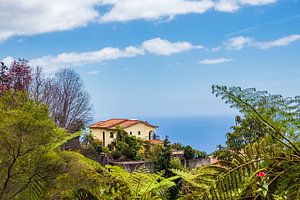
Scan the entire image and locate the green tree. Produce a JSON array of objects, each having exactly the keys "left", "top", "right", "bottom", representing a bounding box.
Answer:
[
  {"left": 171, "top": 143, "right": 184, "bottom": 151},
  {"left": 110, "top": 127, "right": 142, "bottom": 160},
  {"left": 123, "top": 136, "right": 142, "bottom": 160},
  {"left": 175, "top": 85, "right": 300, "bottom": 199},
  {"left": 212, "top": 144, "right": 232, "bottom": 161},
  {"left": 81, "top": 132, "right": 94, "bottom": 147},
  {"left": 170, "top": 157, "right": 183, "bottom": 170},
  {"left": 0, "top": 92, "right": 106, "bottom": 199},
  {"left": 0, "top": 91, "right": 65, "bottom": 199},
  {"left": 154, "top": 137, "right": 172, "bottom": 176},
  {"left": 183, "top": 145, "right": 194, "bottom": 160},
  {"left": 226, "top": 115, "right": 267, "bottom": 151},
  {"left": 194, "top": 150, "right": 207, "bottom": 159},
  {"left": 183, "top": 145, "right": 207, "bottom": 160}
]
